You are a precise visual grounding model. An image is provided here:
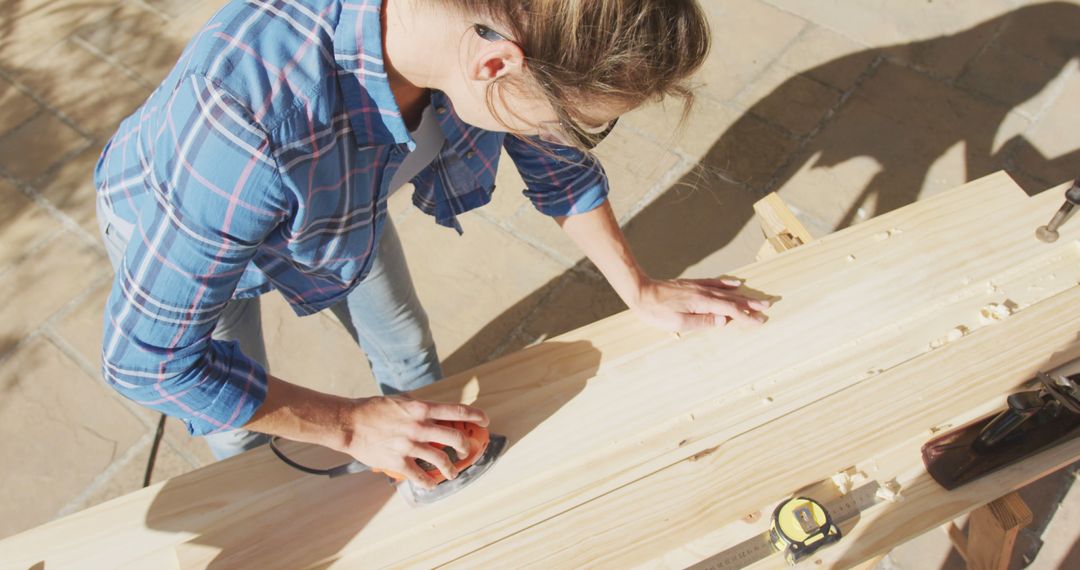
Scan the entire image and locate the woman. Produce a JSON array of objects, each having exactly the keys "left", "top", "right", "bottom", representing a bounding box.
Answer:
[{"left": 95, "top": 0, "right": 768, "bottom": 490}]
